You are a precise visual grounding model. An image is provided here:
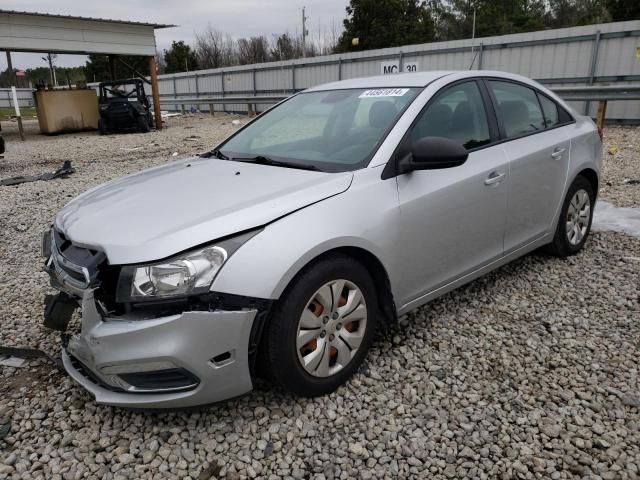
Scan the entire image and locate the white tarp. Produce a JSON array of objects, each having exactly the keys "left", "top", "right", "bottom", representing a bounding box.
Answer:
[{"left": 592, "top": 201, "right": 640, "bottom": 238}]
